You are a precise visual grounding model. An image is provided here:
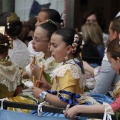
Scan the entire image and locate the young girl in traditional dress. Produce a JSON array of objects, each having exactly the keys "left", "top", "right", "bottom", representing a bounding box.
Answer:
[
  {"left": 0, "top": 33, "right": 22, "bottom": 98},
  {"left": 64, "top": 39, "right": 120, "bottom": 119},
  {"left": 0, "top": 12, "right": 30, "bottom": 69},
  {"left": 23, "top": 20, "right": 58, "bottom": 85},
  {"left": 32, "top": 28, "right": 85, "bottom": 107}
]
